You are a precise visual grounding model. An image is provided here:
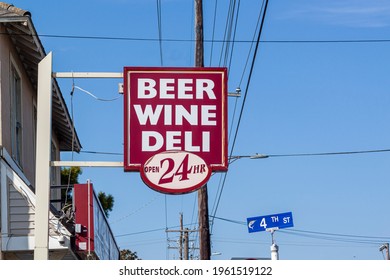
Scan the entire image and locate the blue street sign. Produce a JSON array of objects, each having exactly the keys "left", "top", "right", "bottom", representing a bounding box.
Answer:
[{"left": 247, "top": 212, "right": 294, "bottom": 233}]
